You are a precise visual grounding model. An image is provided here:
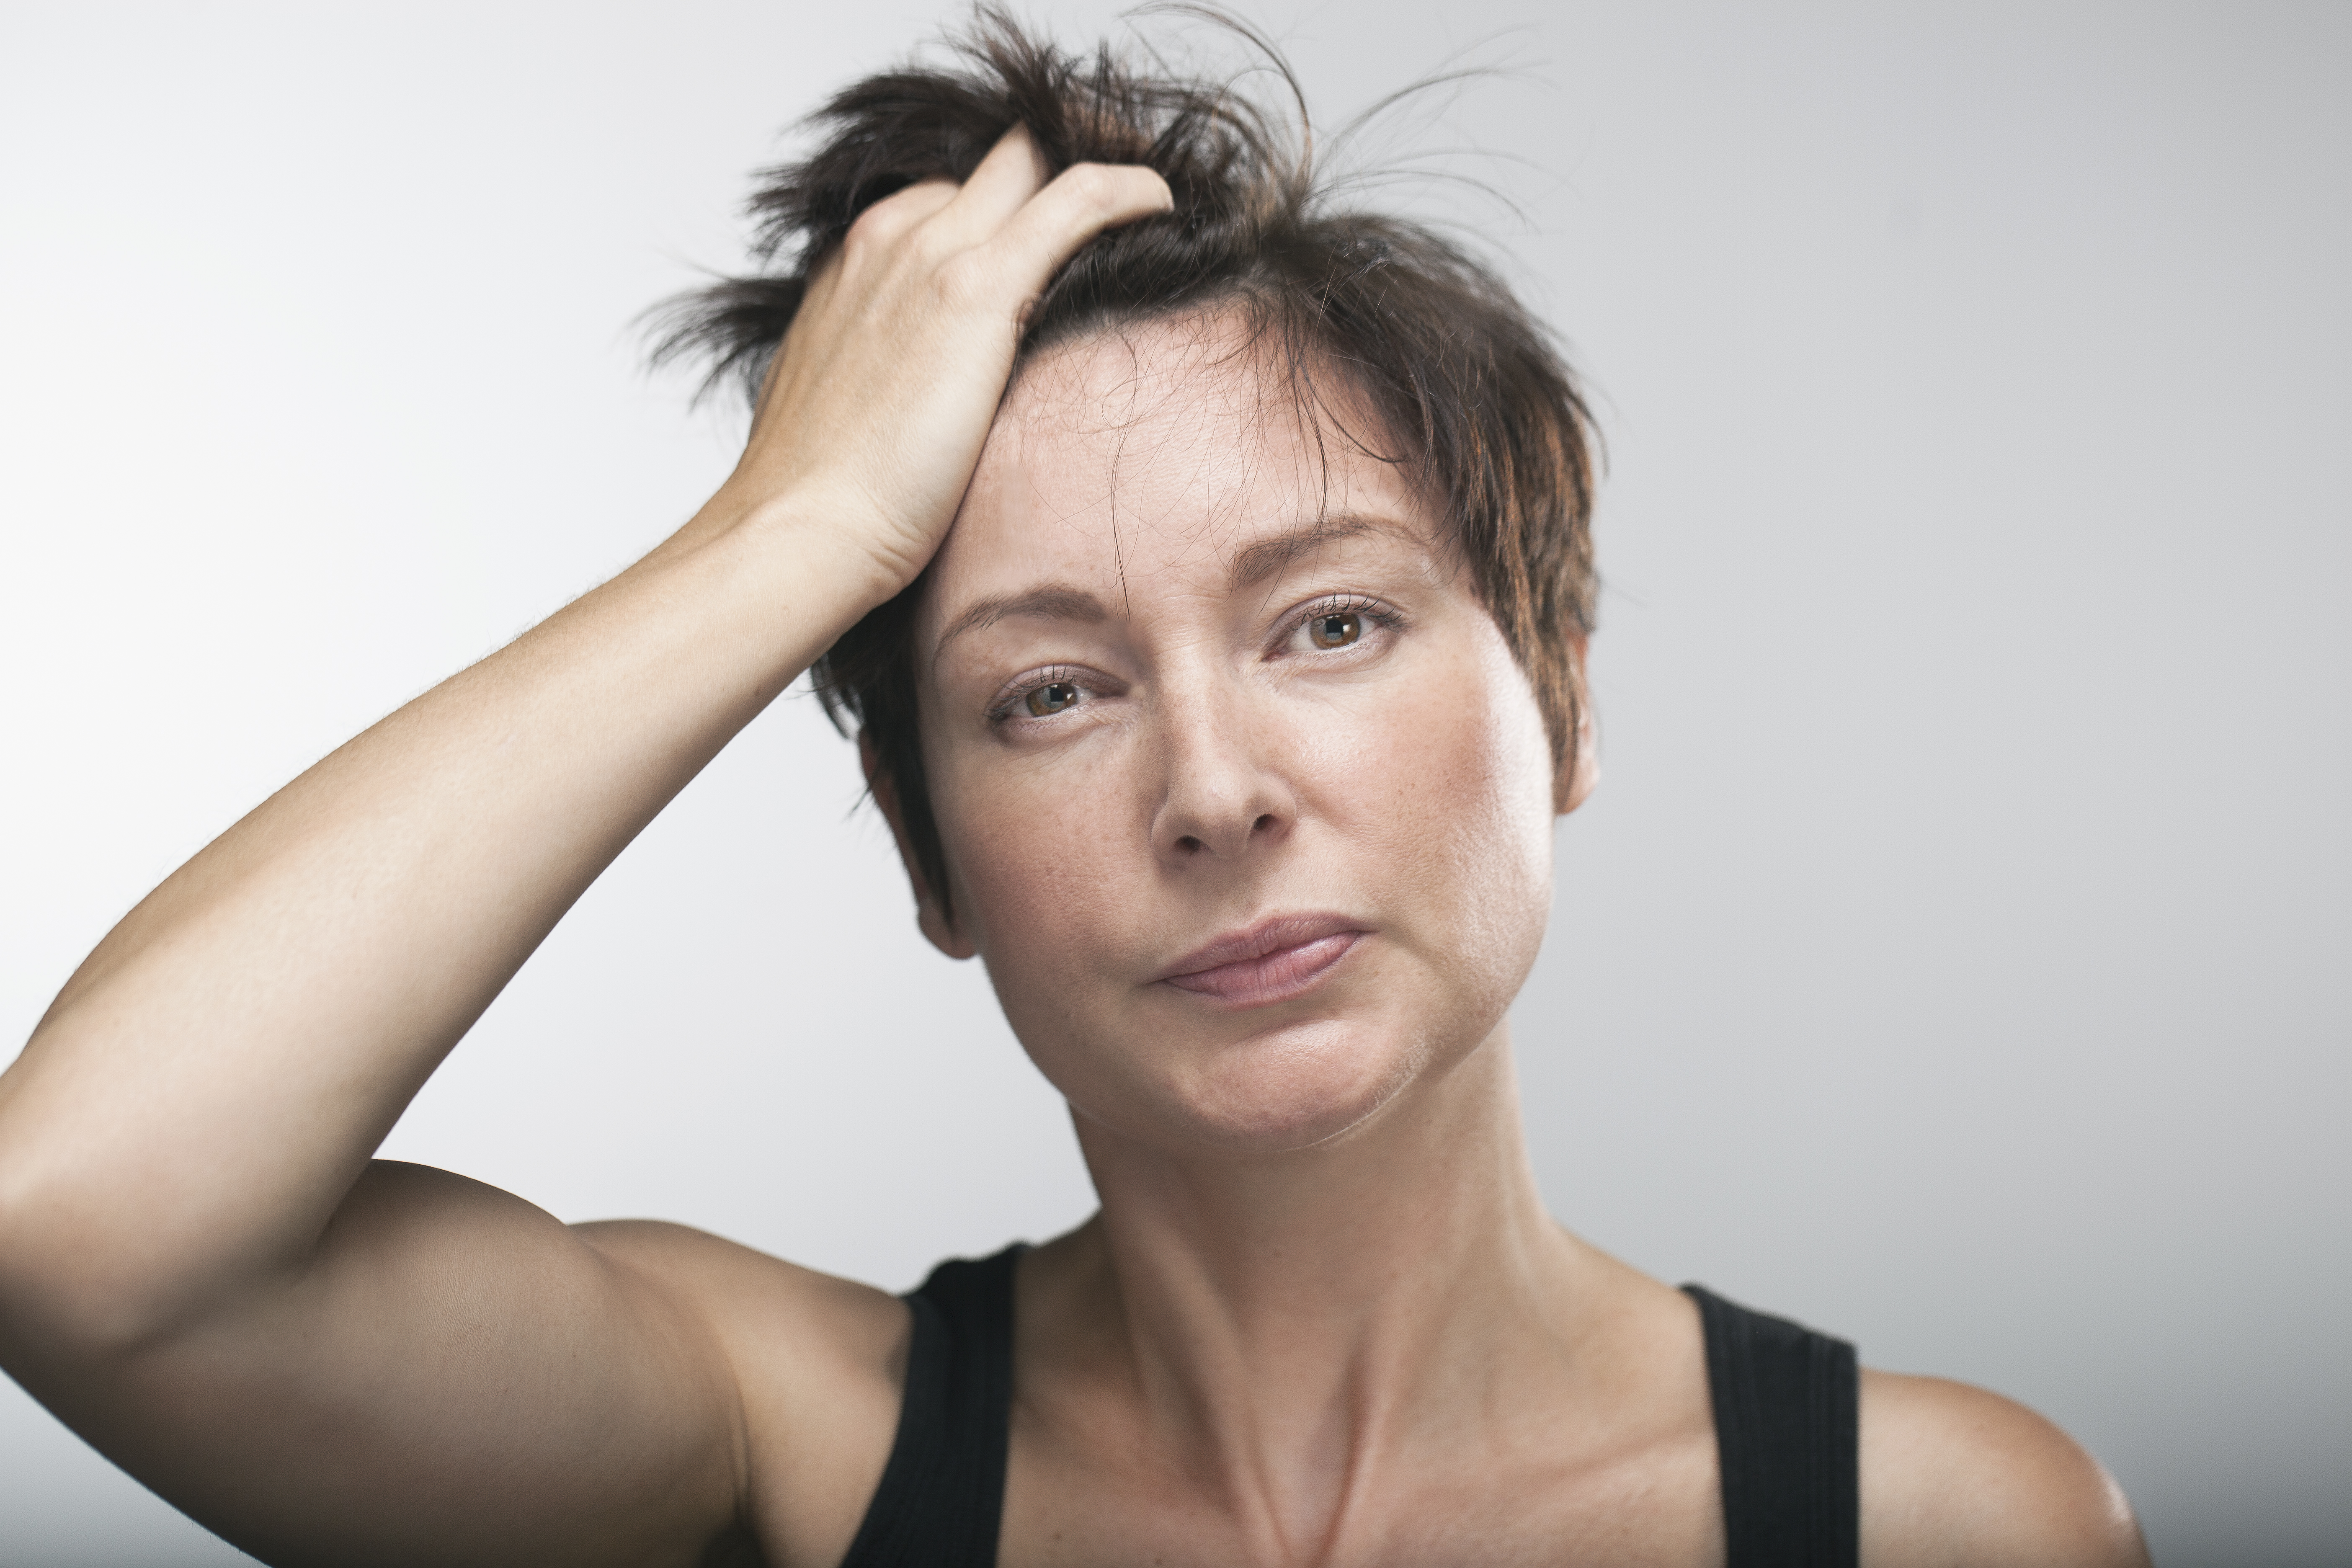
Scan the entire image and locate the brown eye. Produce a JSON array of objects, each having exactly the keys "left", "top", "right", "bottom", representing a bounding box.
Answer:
[
  {"left": 1308, "top": 610, "right": 1363, "bottom": 649},
  {"left": 1025, "top": 680, "right": 1081, "bottom": 717}
]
